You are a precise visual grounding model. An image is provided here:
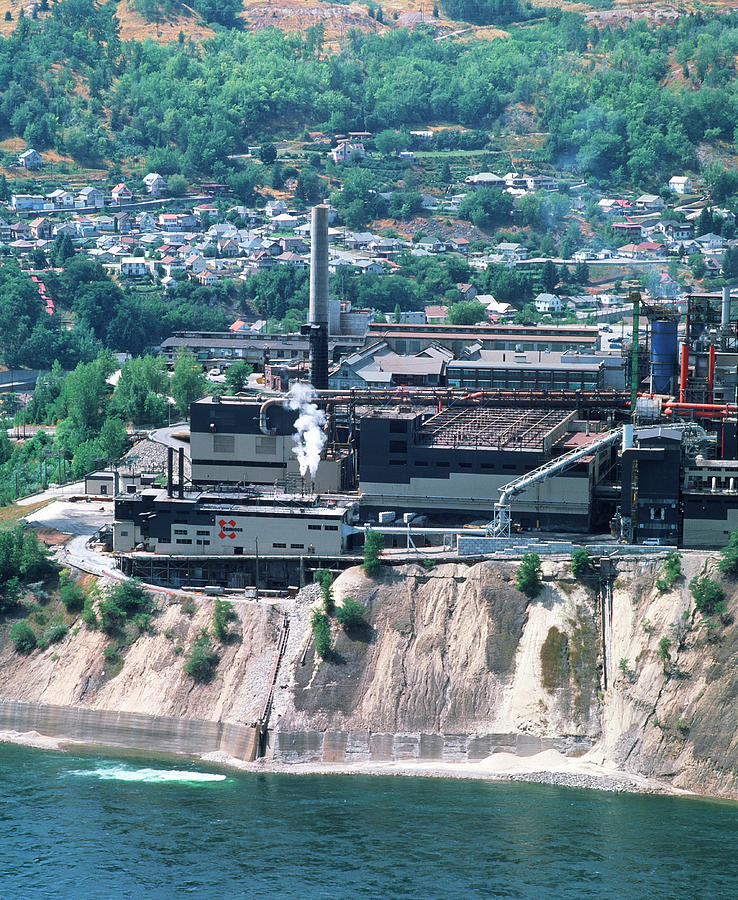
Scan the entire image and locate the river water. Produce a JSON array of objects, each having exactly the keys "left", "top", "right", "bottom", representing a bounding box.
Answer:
[{"left": 2, "top": 743, "right": 737, "bottom": 899}]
